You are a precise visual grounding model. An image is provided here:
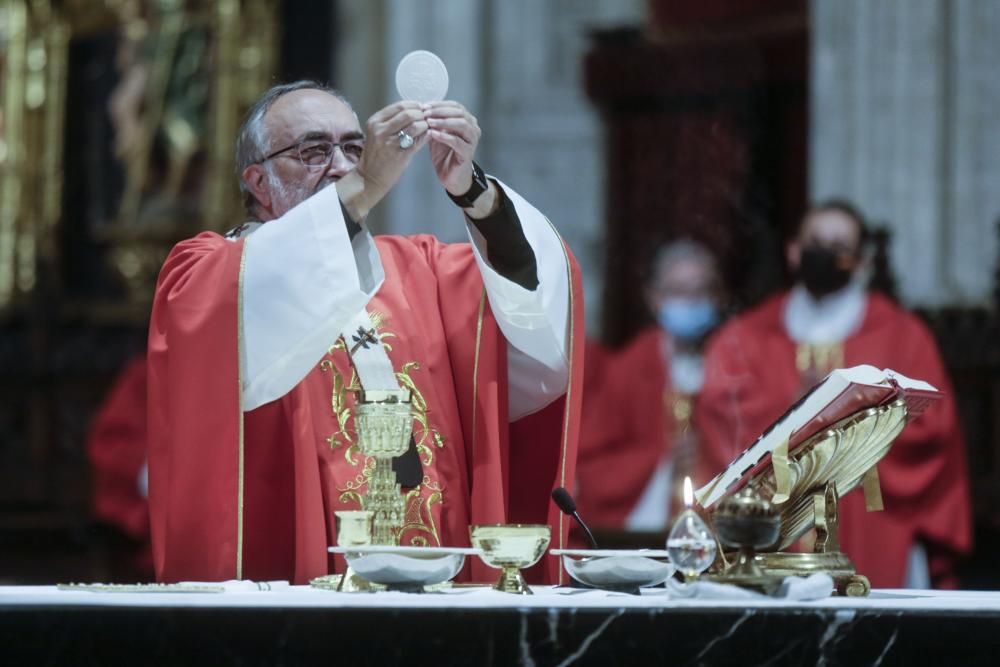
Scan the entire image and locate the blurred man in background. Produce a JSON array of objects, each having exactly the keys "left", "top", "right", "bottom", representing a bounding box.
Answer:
[
  {"left": 576, "top": 240, "right": 724, "bottom": 533},
  {"left": 696, "top": 200, "right": 972, "bottom": 588}
]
